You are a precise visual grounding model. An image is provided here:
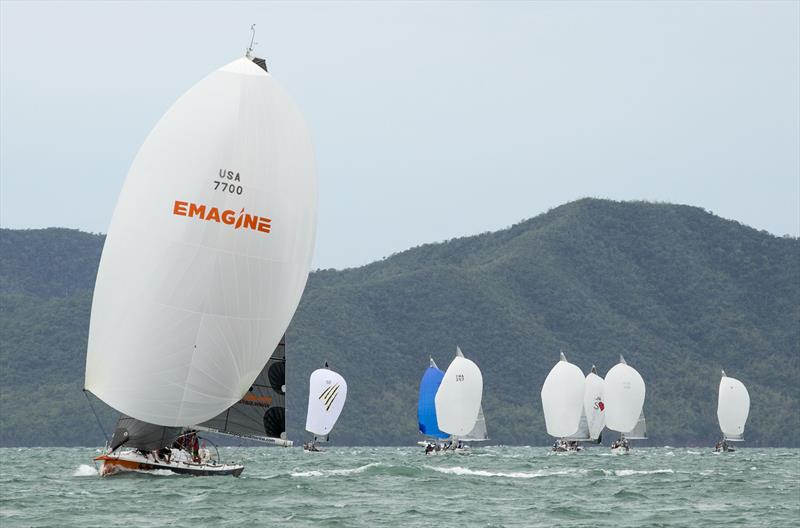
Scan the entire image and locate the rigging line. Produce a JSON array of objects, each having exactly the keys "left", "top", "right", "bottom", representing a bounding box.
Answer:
[{"left": 83, "top": 390, "right": 110, "bottom": 445}]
